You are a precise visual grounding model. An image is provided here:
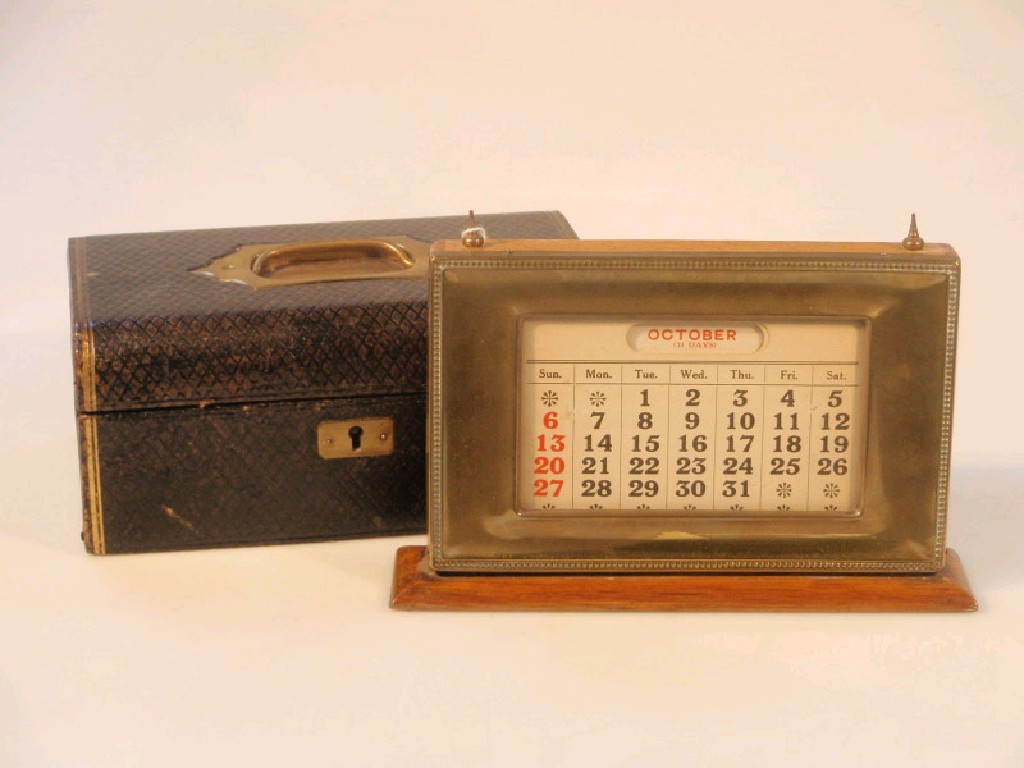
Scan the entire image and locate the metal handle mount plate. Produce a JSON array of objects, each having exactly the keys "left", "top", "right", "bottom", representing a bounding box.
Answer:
[{"left": 192, "top": 237, "right": 428, "bottom": 289}]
